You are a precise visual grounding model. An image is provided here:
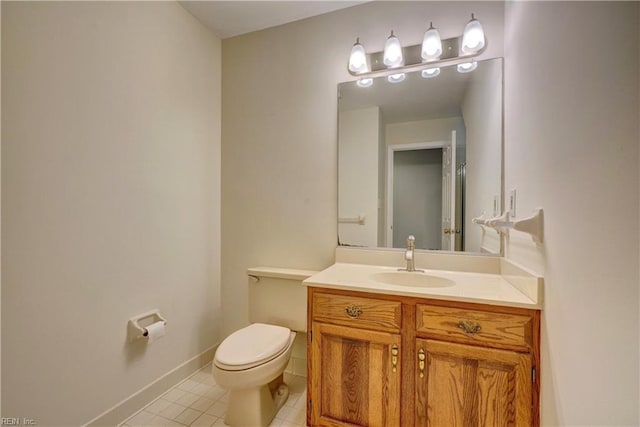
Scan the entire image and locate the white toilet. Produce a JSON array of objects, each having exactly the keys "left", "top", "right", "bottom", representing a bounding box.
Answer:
[{"left": 212, "top": 272, "right": 306, "bottom": 426}]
